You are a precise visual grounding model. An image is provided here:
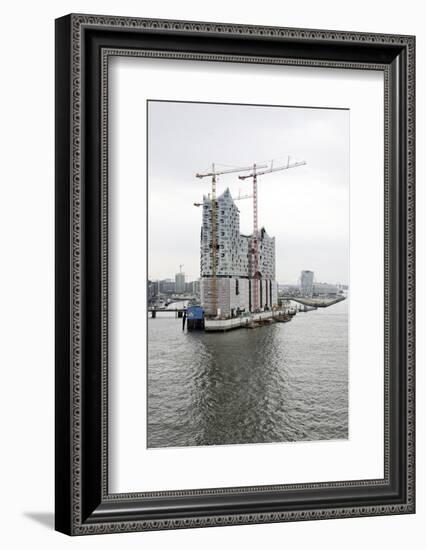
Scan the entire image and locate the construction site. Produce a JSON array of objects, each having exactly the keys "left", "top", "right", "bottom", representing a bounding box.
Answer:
[{"left": 192, "top": 157, "right": 307, "bottom": 331}]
